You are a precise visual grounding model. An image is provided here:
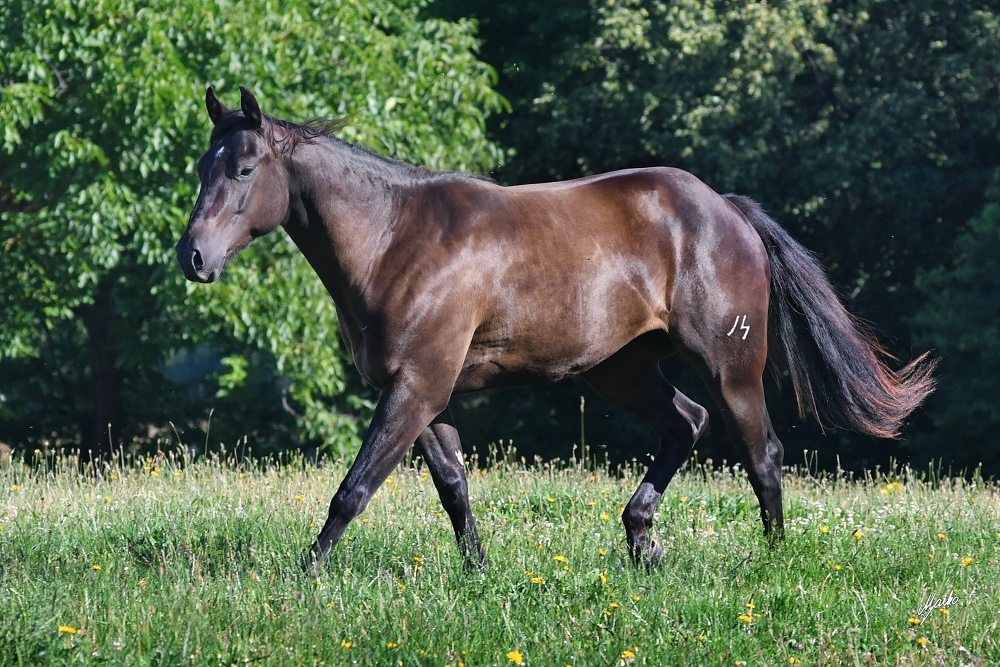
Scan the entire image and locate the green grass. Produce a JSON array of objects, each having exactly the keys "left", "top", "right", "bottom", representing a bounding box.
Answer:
[{"left": 1, "top": 449, "right": 998, "bottom": 666}]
